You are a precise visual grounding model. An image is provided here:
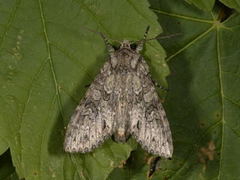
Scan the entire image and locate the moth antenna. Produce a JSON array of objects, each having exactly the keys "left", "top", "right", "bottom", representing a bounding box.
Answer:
[
  {"left": 146, "top": 32, "right": 181, "bottom": 42},
  {"left": 136, "top": 26, "right": 150, "bottom": 53},
  {"left": 99, "top": 32, "right": 115, "bottom": 54},
  {"left": 80, "top": 25, "right": 103, "bottom": 36}
]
